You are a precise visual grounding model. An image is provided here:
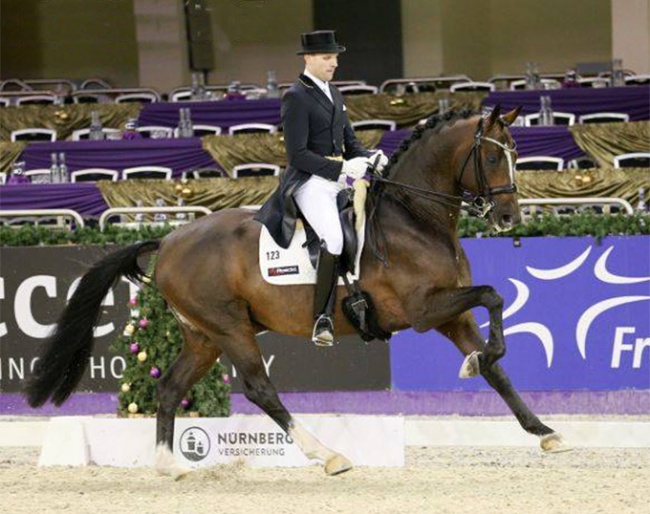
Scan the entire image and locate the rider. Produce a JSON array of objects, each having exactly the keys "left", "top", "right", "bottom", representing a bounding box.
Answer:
[{"left": 255, "top": 30, "right": 388, "bottom": 346}]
